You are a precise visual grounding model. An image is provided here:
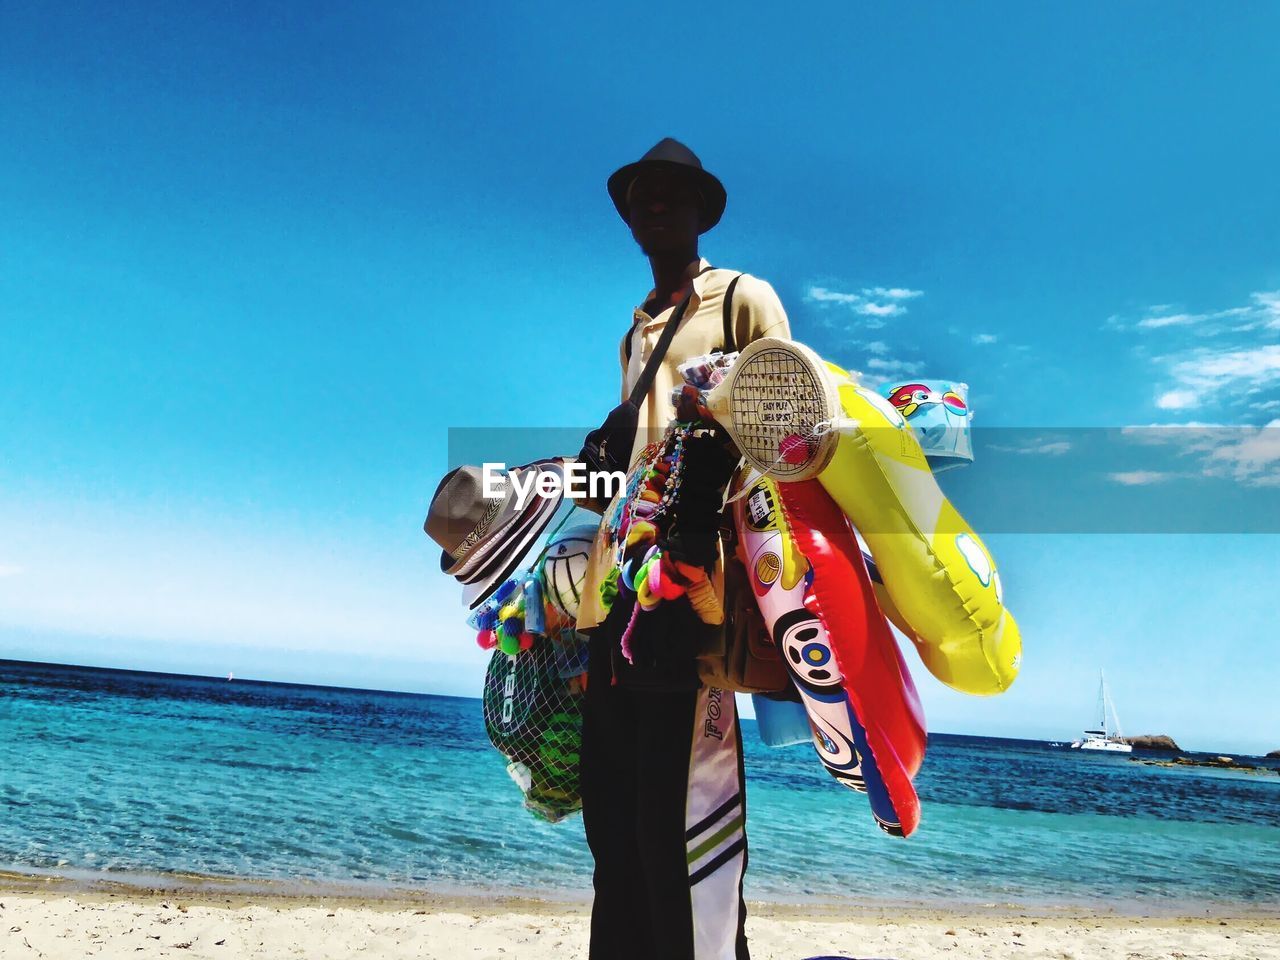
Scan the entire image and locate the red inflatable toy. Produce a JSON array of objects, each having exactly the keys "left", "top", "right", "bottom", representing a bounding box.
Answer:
[{"left": 777, "top": 479, "right": 927, "bottom": 836}]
